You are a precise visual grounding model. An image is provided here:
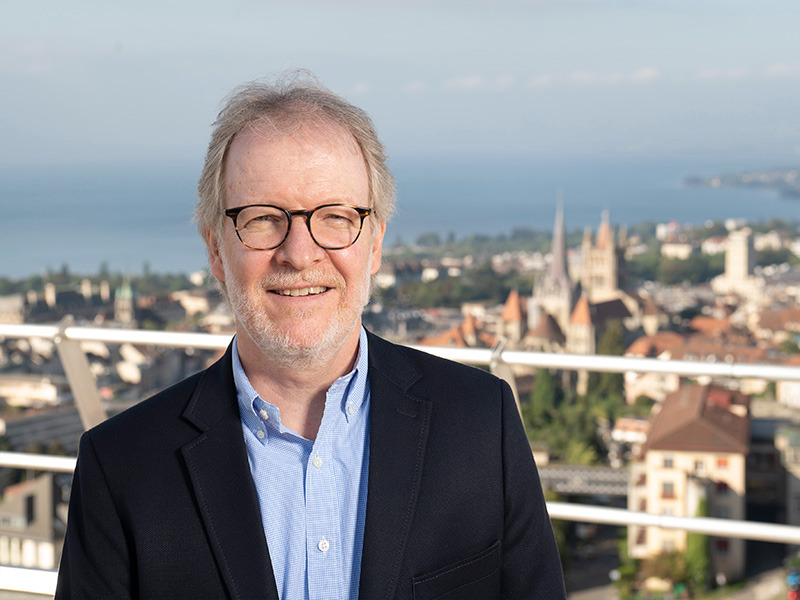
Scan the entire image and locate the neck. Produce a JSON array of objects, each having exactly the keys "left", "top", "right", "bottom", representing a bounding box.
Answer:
[{"left": 236, "top": 325, "right": 361, "bottom": 440}]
